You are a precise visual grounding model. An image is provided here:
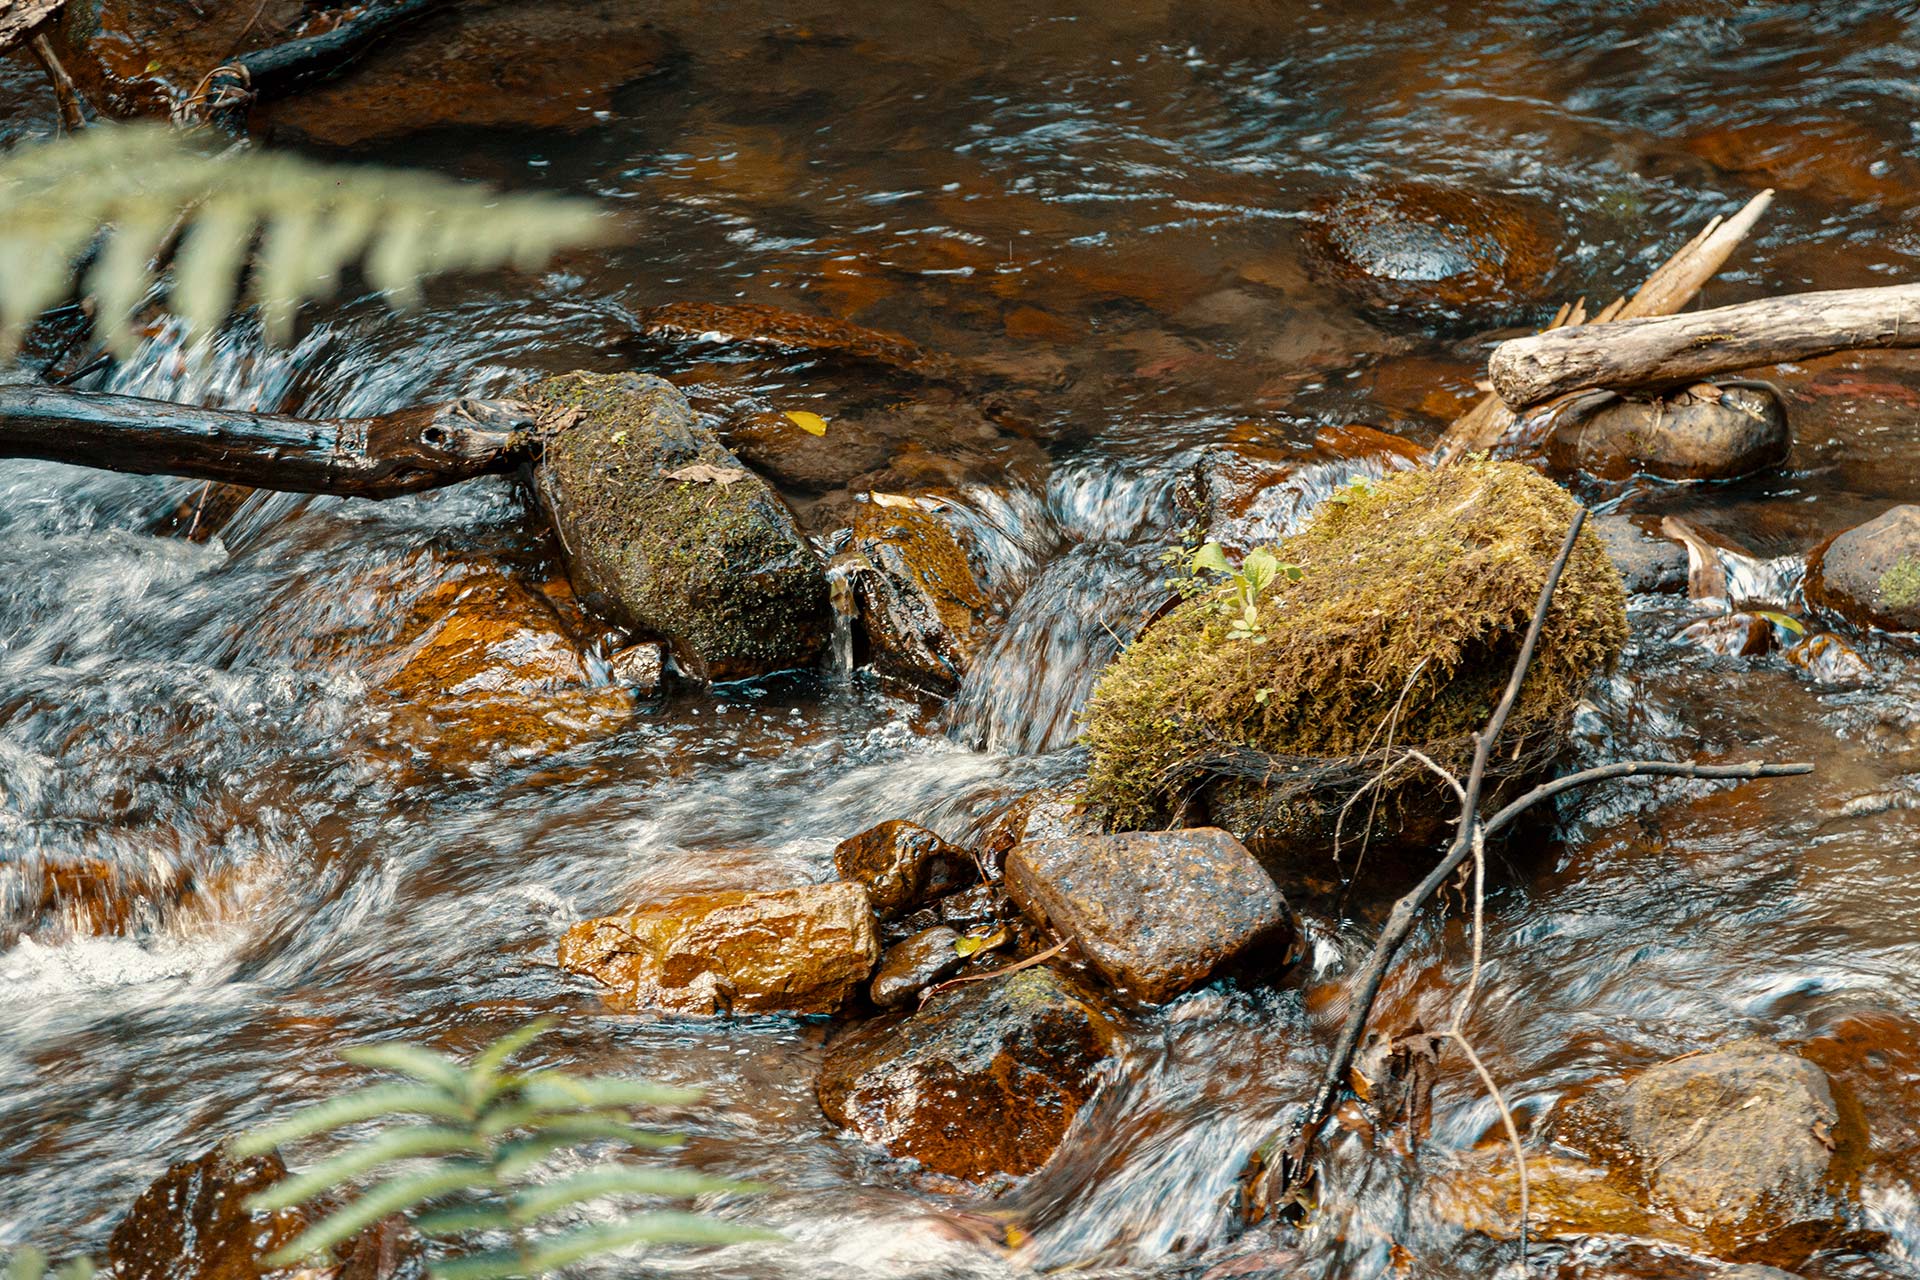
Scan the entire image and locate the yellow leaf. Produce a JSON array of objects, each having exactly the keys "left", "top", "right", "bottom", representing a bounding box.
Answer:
[{"left": 784, "top": 410, "right": 828, "bottom": 436}]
